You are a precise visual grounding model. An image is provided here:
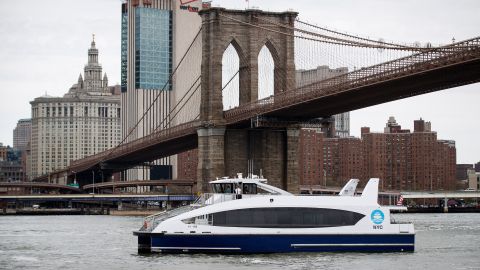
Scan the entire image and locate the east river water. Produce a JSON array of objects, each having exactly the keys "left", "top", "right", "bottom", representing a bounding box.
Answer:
[{"left": 1, "top": 213, "right": 479, "bottom": 270}]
